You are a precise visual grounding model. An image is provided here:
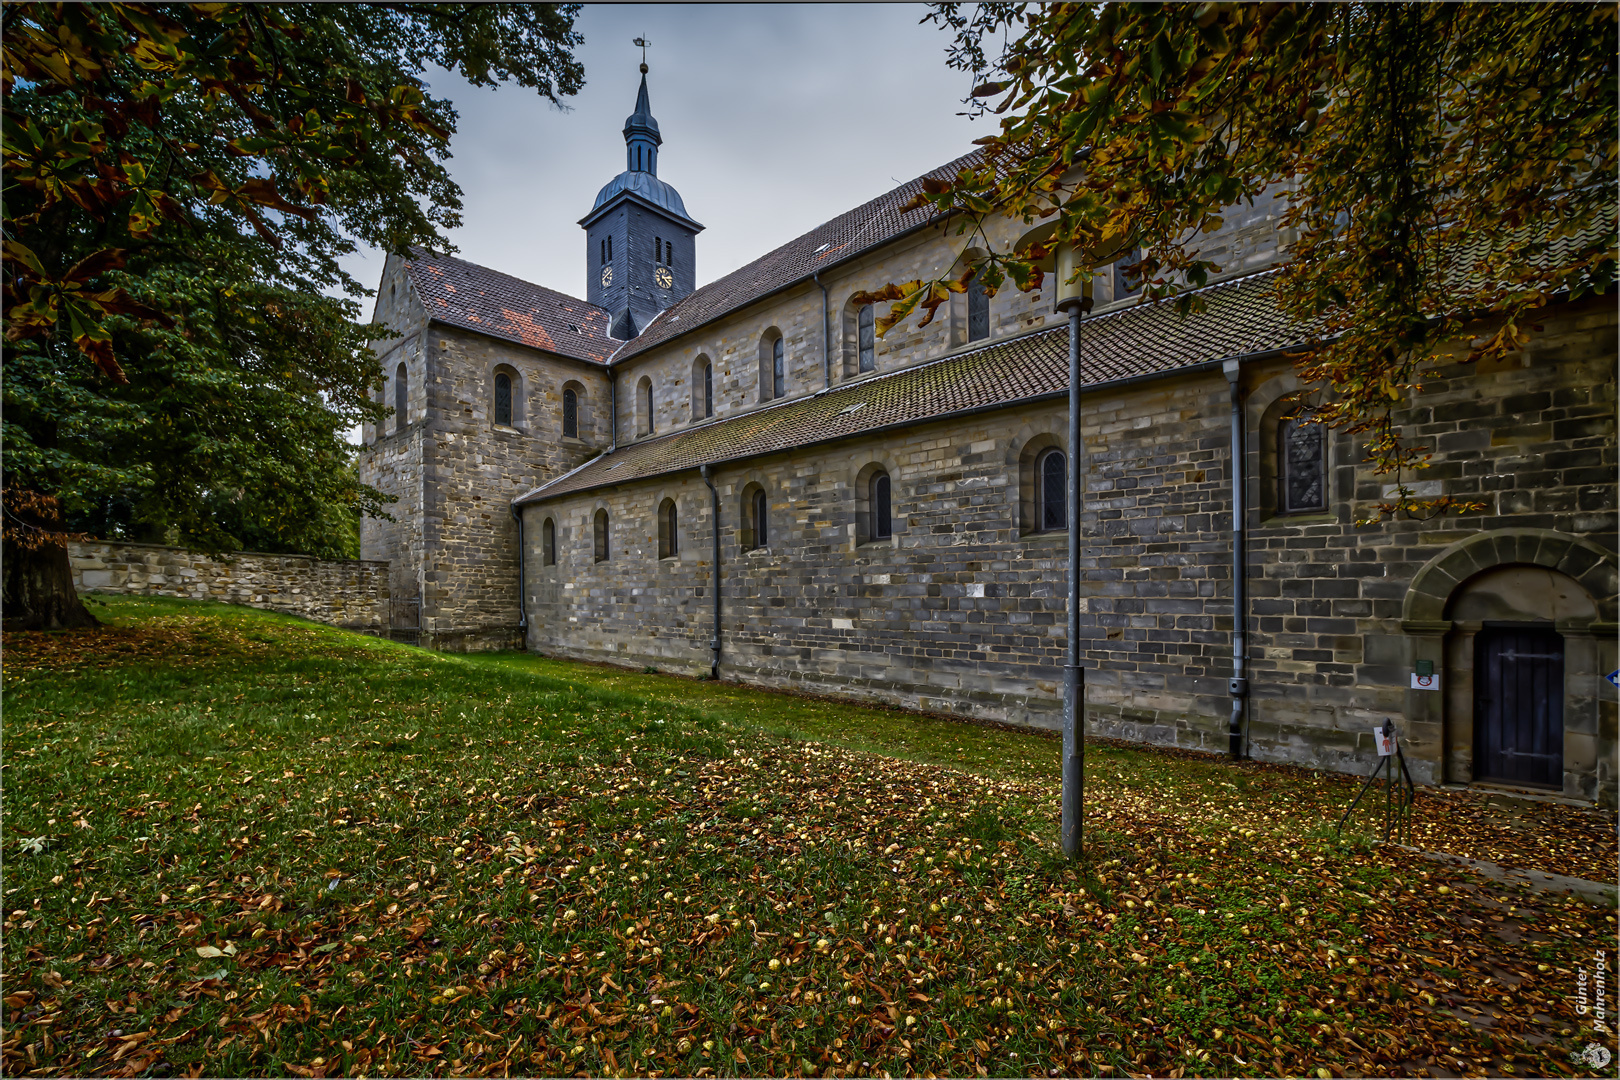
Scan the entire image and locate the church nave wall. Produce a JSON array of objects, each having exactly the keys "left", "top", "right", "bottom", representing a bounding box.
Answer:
[
  {"left": 516, "top": 295, "right": 1616, "bottom": 800},
  {"left": 415, "top": 327, "right": 611, "bottom": 651},
  {"left": 610, "top": 214, "right": 1060, "bottom": 446},
  {"left": 521, "top": 377, "right": 1249, "bottom": 746}
]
